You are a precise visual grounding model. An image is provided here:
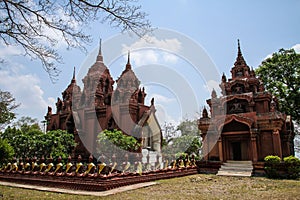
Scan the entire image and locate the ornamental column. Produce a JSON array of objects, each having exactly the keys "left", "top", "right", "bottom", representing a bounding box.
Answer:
[
  {"left": 218, "top": 138, "right": 223, "bottom": 162},
  {"left": 272, "top": 129, "right": 282, "bottom": 159},
  {"left": 250, "top": 128, "right": 259, "bottom": 162}
]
